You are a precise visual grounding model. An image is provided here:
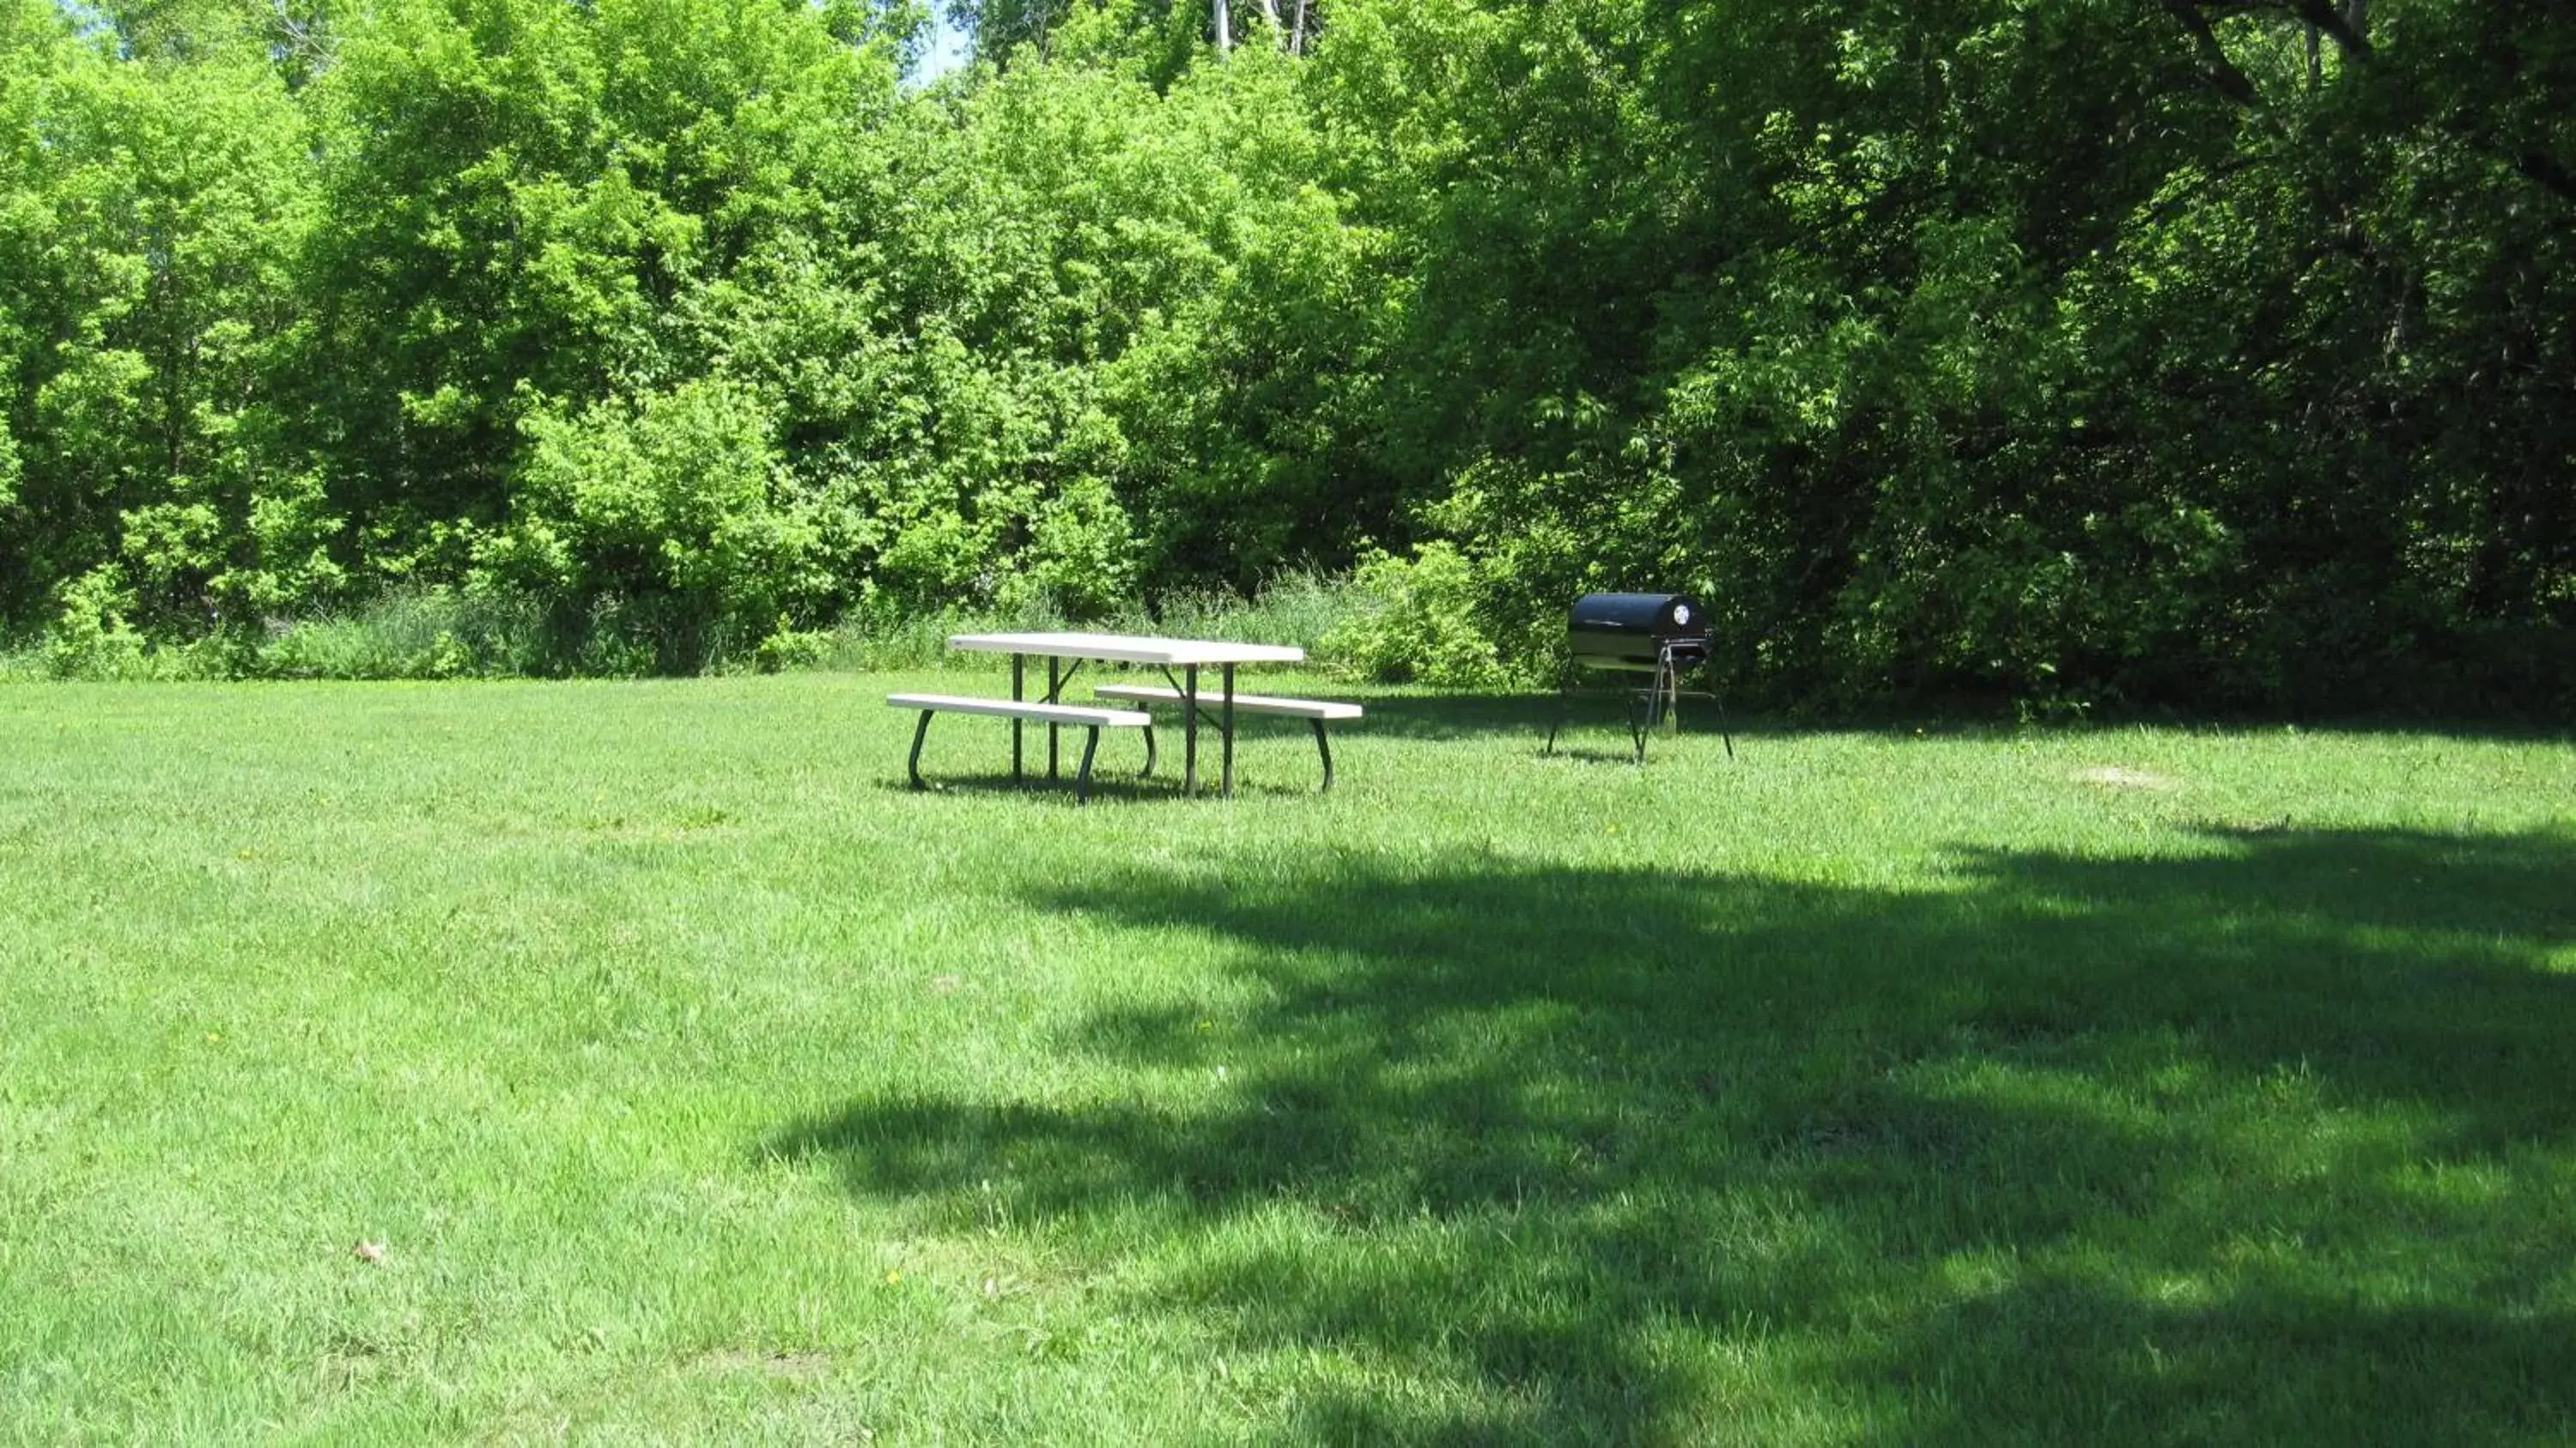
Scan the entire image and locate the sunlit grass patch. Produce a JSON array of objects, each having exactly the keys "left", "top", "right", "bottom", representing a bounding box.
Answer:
[{"left": 2, "top": 678, "right": 2571, "bottom": 1442}]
